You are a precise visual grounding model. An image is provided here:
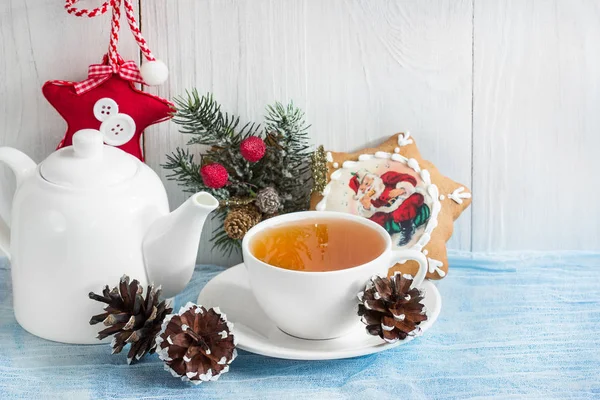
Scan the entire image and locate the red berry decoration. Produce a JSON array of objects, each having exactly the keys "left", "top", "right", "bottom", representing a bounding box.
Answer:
[
  {"left": 200, "top": 163, "right": 229, "bottom": 189},
  {"left": 240, "top": 136, "right": 266, "bottom": 162}
]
